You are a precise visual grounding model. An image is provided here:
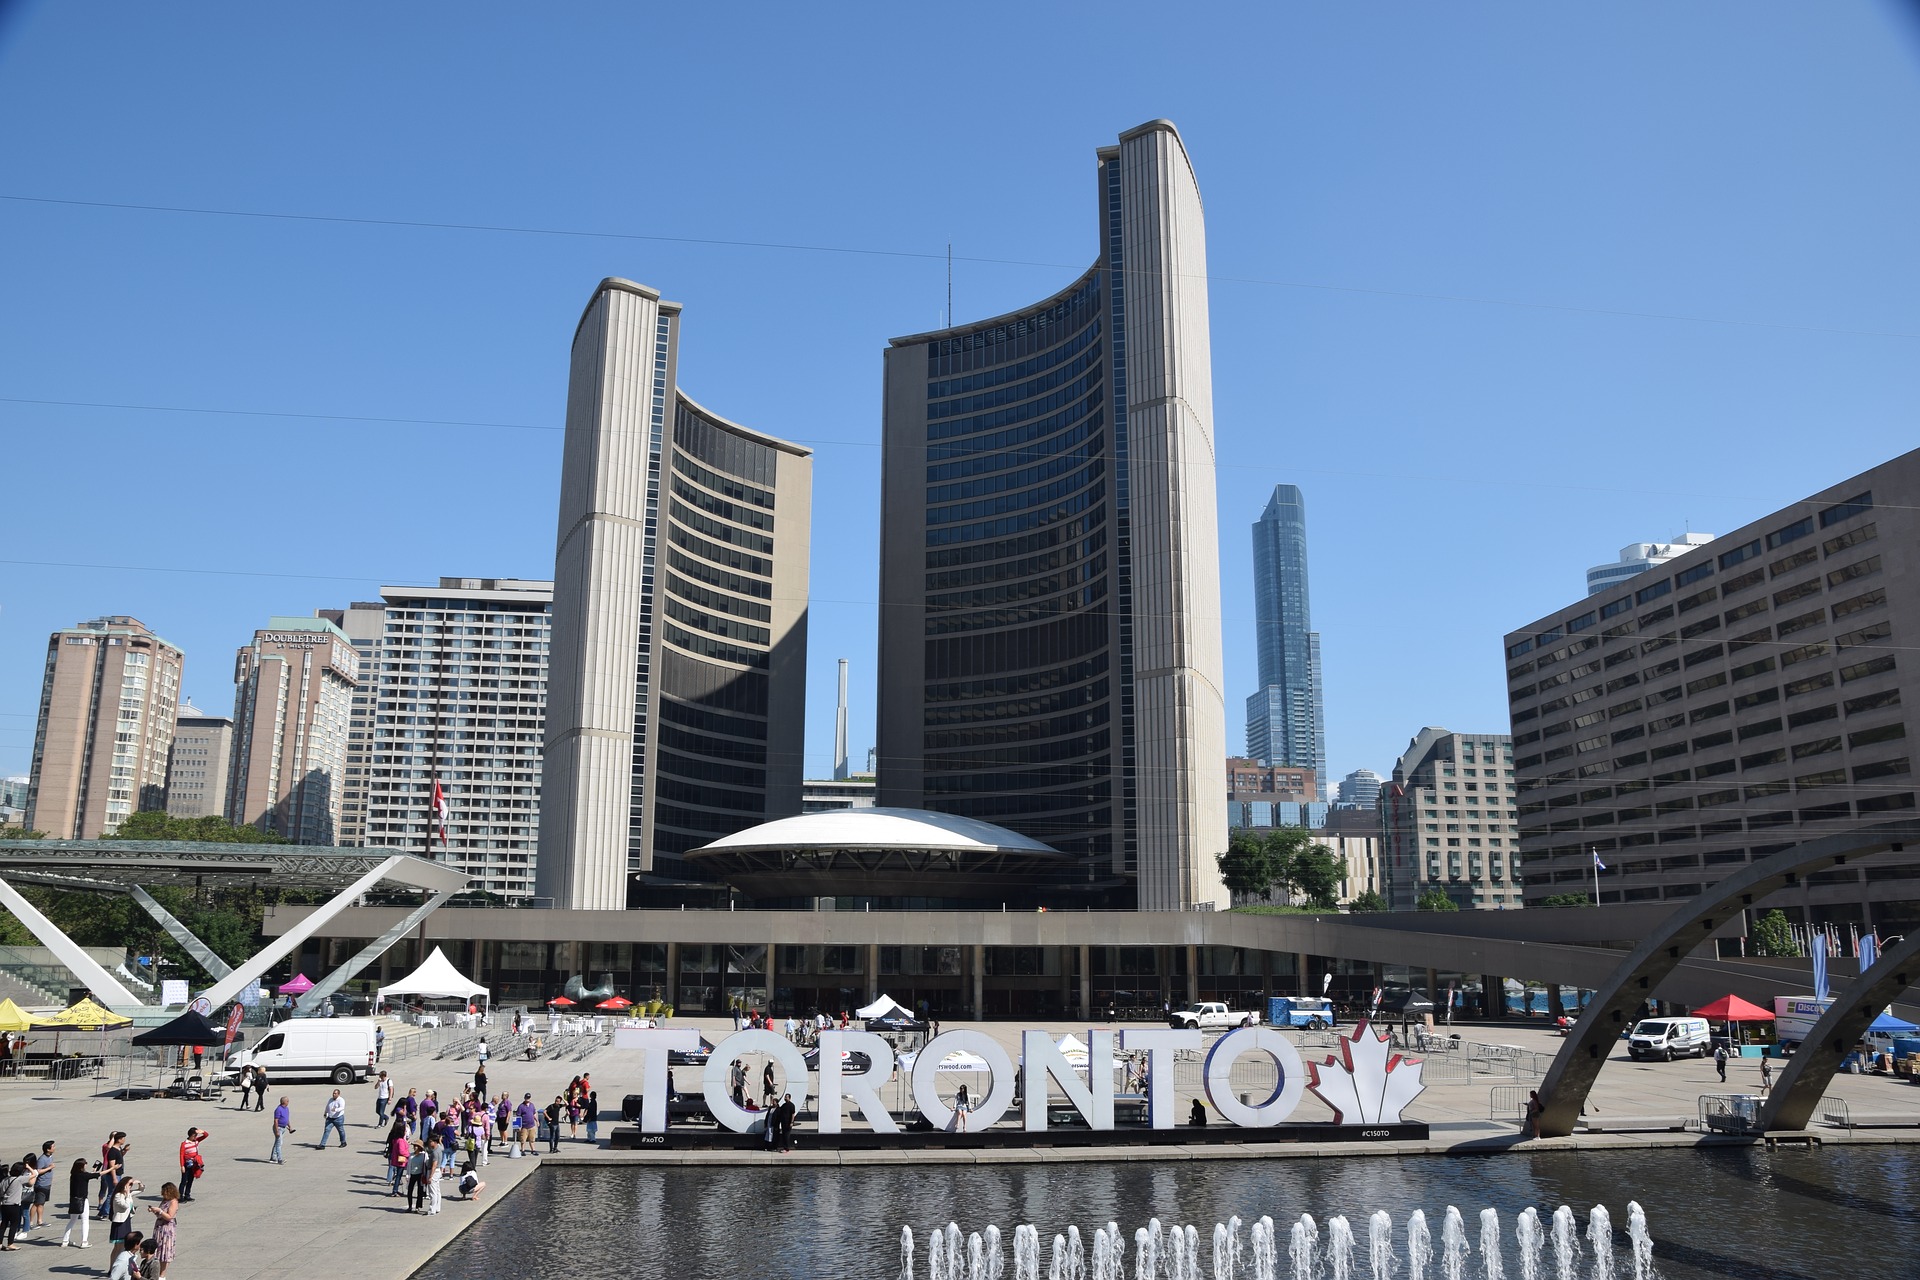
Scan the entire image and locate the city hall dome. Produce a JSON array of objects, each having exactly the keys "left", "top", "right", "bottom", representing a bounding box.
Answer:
[{"left": 685, "top": 807, "right": 1070, "bottom": 903}]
